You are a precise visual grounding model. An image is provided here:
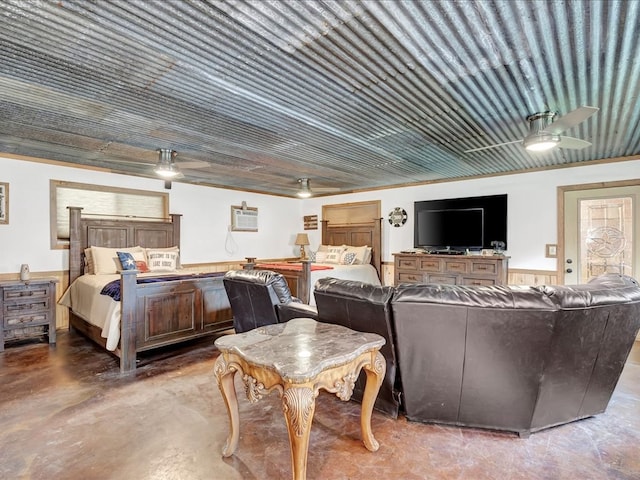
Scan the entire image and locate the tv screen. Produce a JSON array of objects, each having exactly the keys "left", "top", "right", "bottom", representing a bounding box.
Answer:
[
  {"left": 416, "top": 208, "right": 484, "bottom": 249},
  {"left": 414, "top": 194, "right": 507, "bottom": 251}
]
